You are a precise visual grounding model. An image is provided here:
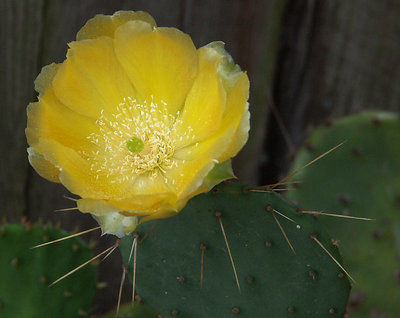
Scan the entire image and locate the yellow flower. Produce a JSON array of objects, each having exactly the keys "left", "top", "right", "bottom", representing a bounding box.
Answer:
[{"left": 26, "top": 11, "right": 250, "bottom": 237}]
